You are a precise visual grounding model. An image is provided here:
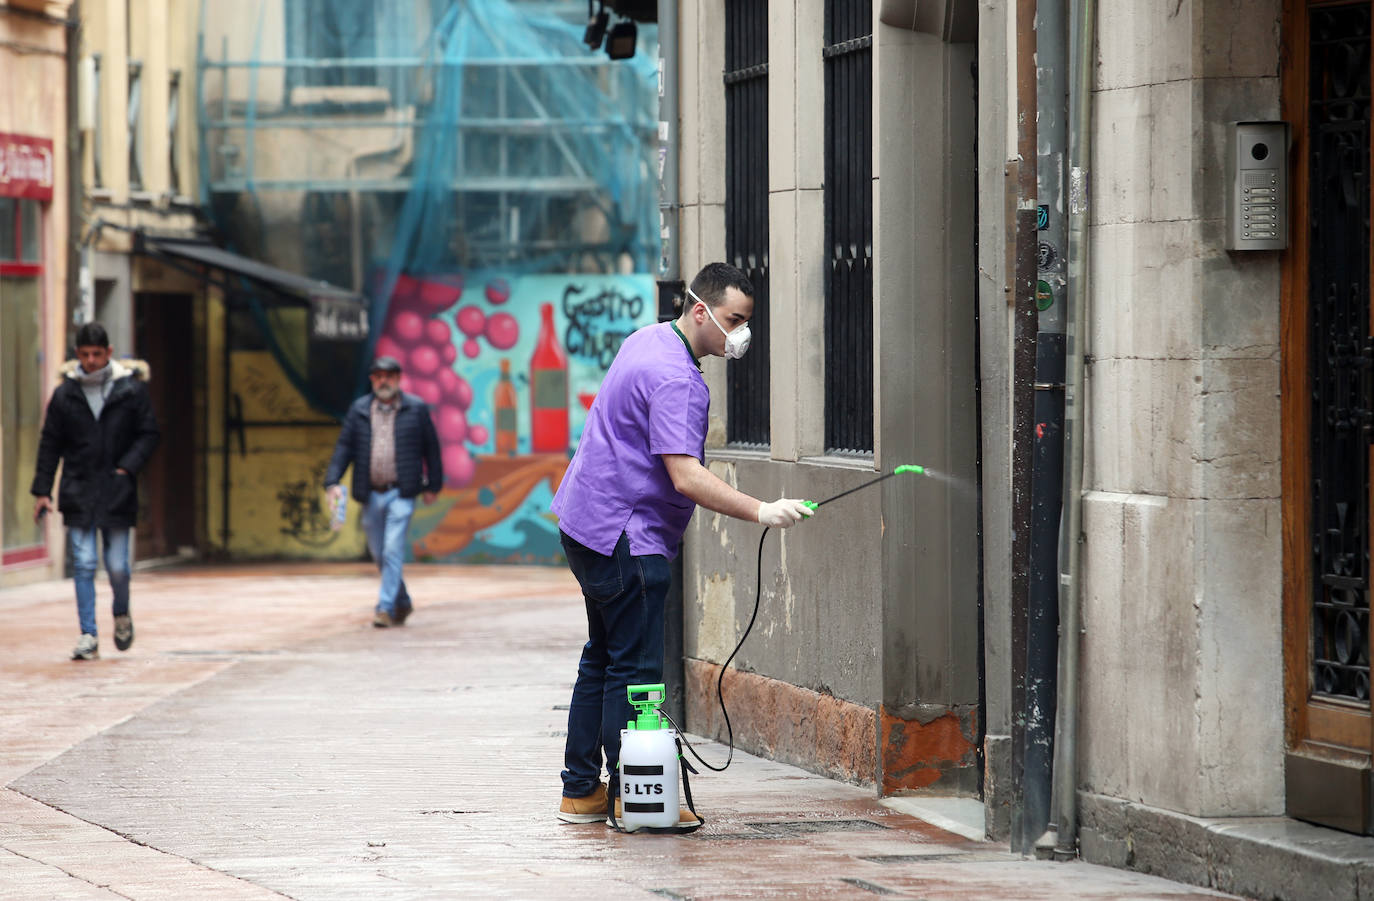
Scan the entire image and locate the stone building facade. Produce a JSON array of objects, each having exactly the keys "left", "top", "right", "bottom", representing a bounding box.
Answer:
[
  {"left": 0, "top": 0, "right": 74, "bottom": 585},
  {"left": 672, "top": 0, "right": 1373, "bottom": 896}
]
